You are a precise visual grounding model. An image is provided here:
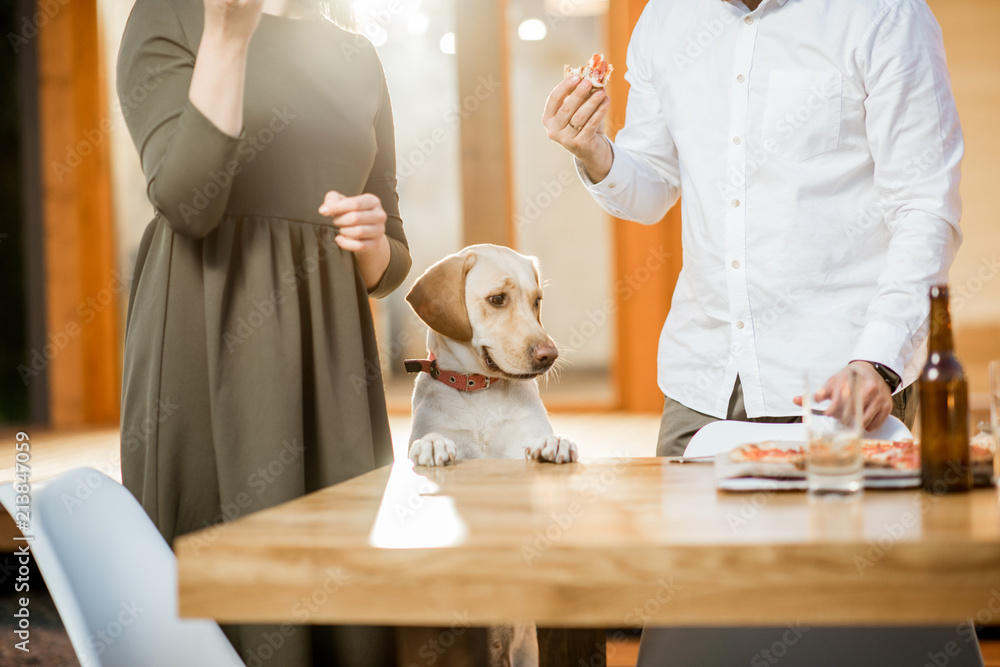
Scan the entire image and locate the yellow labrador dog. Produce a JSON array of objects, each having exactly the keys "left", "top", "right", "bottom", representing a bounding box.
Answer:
[
  {"left": 404, "top": 244, "right": 577, "bottom": 667},
  {"left": 405, "top": 244, "right": 579, "bottom": 467}
]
